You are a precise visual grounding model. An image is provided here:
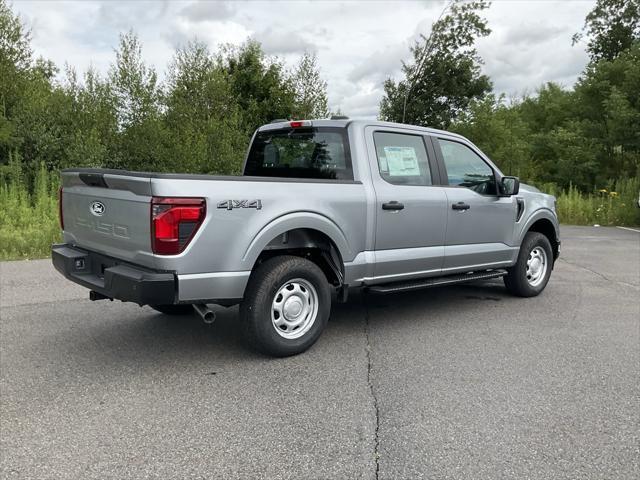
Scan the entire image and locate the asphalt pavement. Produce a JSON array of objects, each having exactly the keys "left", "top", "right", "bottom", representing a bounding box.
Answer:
[{"left": 1, "top": 226, "right": 638, "bottom": 479}]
